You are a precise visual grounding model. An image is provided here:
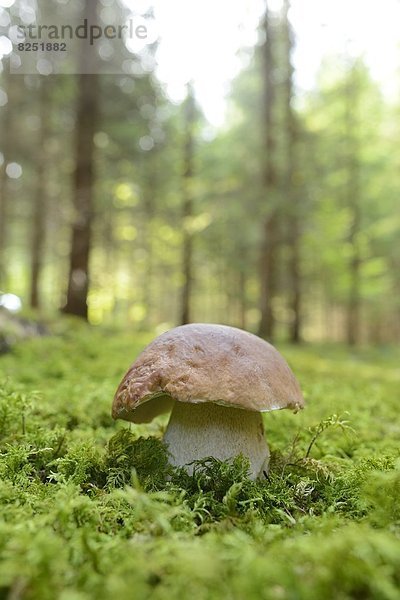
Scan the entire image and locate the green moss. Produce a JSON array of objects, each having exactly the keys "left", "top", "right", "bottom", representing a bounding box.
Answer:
[{"left": 0, "top": 327, "right": 400, "bottom": 599}]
